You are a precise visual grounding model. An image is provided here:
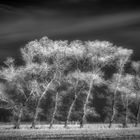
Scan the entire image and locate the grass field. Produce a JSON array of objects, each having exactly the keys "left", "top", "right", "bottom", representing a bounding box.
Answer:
[{"left": 0, "top": 124, "right": 140, "bottom": 140}]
